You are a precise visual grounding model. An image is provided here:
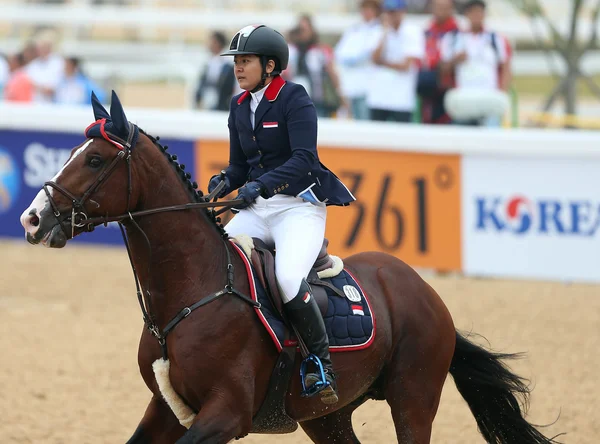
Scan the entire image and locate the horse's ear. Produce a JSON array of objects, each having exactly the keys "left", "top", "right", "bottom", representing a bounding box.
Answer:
[
  {"left": 91, "top": 91, "right": 110, "bottom": 121},
  {"left": 109, "top": 90, "right": 129, "bottom": 135}
]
